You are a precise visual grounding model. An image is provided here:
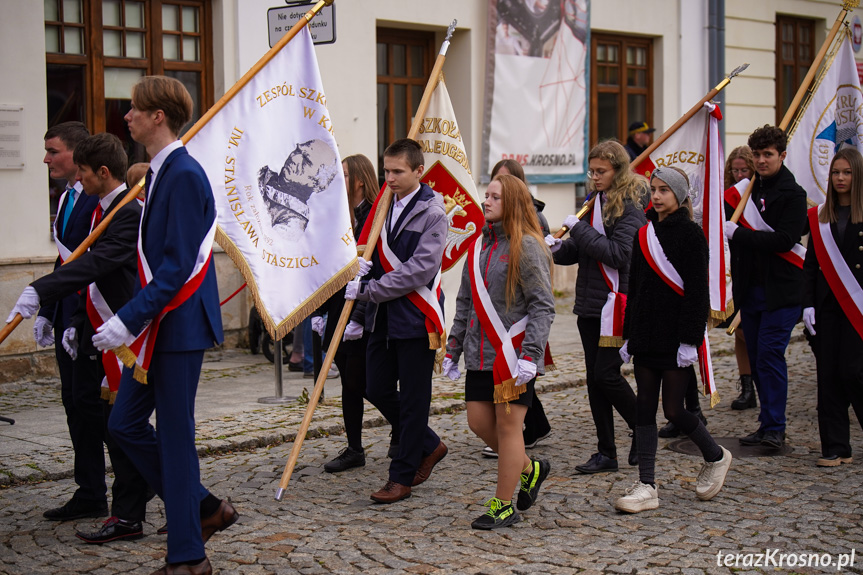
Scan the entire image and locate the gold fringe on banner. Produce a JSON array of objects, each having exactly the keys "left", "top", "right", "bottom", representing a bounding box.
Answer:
[
  {"left": 215, "top": 228, "right": 360, "bottom": 342},
  {"left": 707, "top": 300, "right": 735, "bottom": 329},
  {"left": 494, "top": 377, "right": 526, "bottom": 413},
  {"left": 709, "top": 390, "right": 720, "bottom": 409},
  {"left": 100, "top": 387, "right": 110, "bottom": 401},
  {"left": 599, "top": 335, "right": 624, "bottom": 348}
]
